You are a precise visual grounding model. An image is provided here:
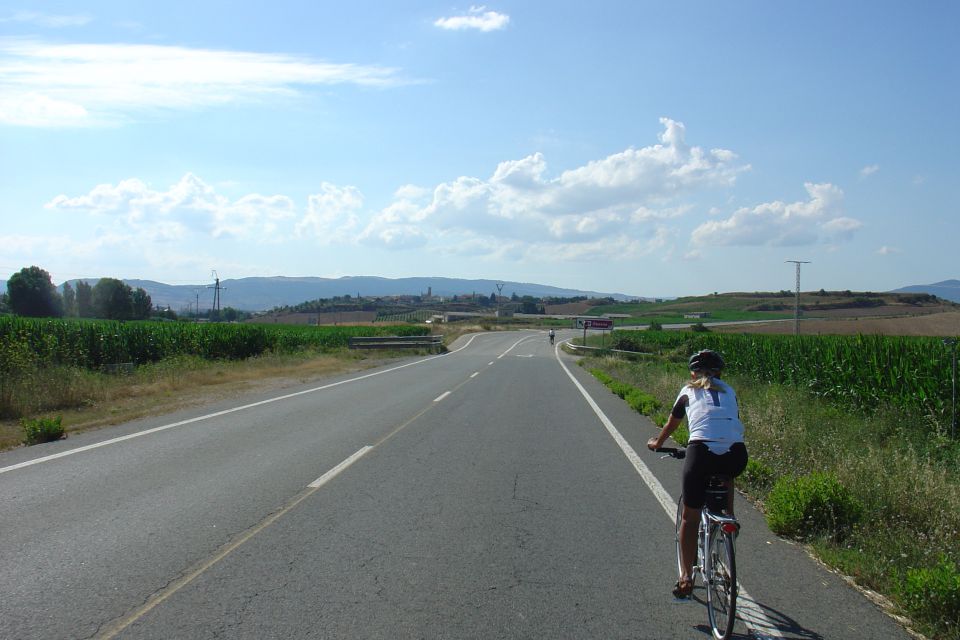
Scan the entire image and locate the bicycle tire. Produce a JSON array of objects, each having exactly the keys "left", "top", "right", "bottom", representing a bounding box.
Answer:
[
  {"left": 674, "top": 497, "right": 684, "bottom": 583},
  {"left": 705, "top": 525, "right": 737, "bottom": 639}
]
